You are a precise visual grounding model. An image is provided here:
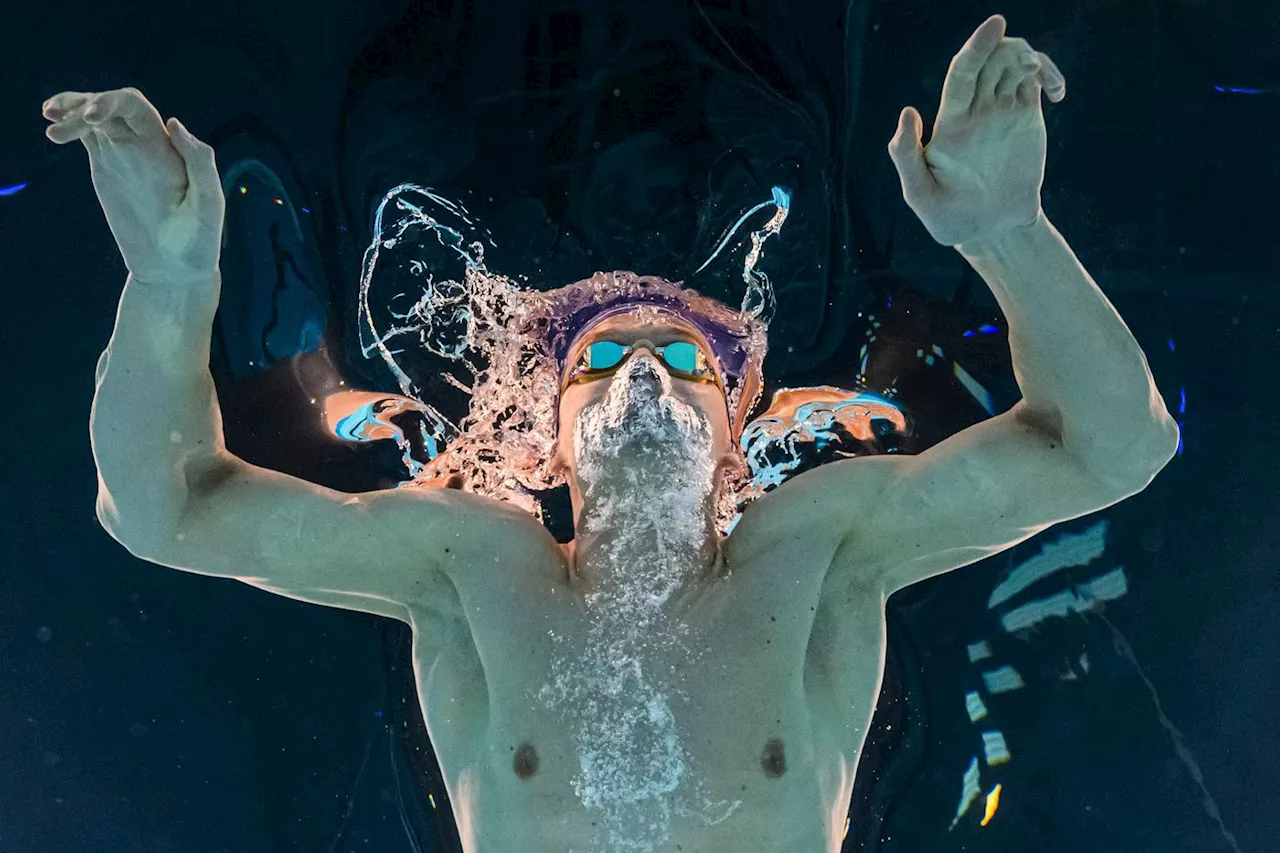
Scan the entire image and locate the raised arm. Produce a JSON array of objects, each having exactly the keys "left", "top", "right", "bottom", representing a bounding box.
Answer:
[
  {"left": 856, "top": 16, "right": 1175, "bottom": 594},
  {"left": 54, "top": 88, "right": 532, "bottom": 622},
  {"left": 761, "top": 17, "right": 1176, "bottom": 602}
]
